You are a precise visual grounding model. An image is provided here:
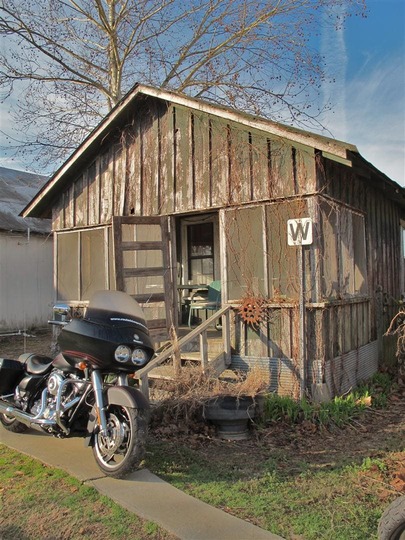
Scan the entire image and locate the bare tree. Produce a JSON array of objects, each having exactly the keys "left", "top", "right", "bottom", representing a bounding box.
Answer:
[{"left": 0, "top": 0, "right": 366, "bottom": 170}]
